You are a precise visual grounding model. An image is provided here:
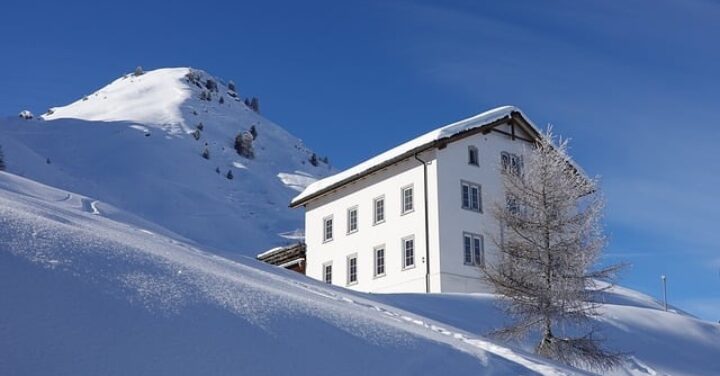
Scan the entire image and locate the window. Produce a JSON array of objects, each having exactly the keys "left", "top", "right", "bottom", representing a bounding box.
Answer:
[
  {"left": 468, "top": 146, "right": 479, "bottom": 166},
  {"left": 402, "top": 236, "right": 415, "bottom": 269},
  {"left": 373, "top": 196, "right": 385, "bottom": 224},
  {"left": 401, "top": 185, "right": 414, "bottom": 214},
  {"left": 347, "top": 254, "right": 358, "bottom": 285},
  {"left": 506, "top": 194, "right": 520, "bottom": 215},
  {"left": 323, "top": 216, "right": 333, "bottom": 242},
  {"left": 347, "top": 206, "right": 358, "bottom": 234},
  {"left": 463, "top": 233, "right": 485, "bottom": 267},
  {"left": 501, "top": 152, "right": 523, "bottom": 176},
  {"left": 374, "top": 245, "right": 386, "bottom": 277},
  {"left": 474, "top": 235, "right": 484, "bottom": 268},
  {"left": 323, "top": 263, "right": 332, "bottom": 284},
  {"left": 463, "top": 234, "right": 473, "bottom": 264},
  {"left": 461, "top": 181, "right": 482, "bottom": 212},
  {"left": 501, "top": 152, "right": 510, "bottom": 171}
]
